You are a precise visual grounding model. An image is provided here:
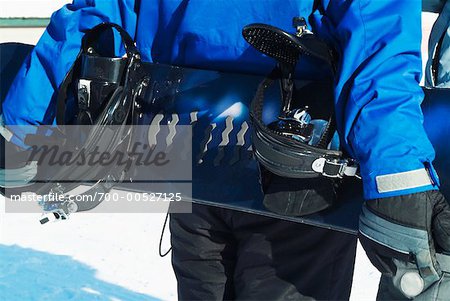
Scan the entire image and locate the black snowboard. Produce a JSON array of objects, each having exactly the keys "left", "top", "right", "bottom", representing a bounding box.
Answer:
[{"left": 2, "top": 43, "right": 449, "bottom": 234}]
